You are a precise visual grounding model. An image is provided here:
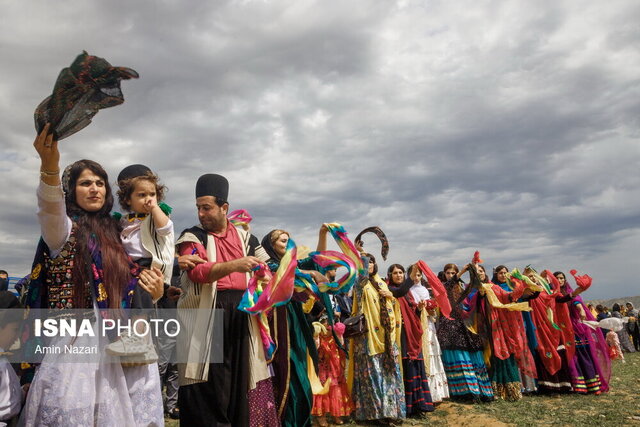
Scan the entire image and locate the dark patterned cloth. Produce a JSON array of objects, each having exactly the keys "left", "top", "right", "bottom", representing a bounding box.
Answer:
[
  {"left": 34, "top": 51, "right": 138, "bottom": 140},
  {"left": 355, "top": 226, "right": 389, "bottom": 261},
  {"left": 436, "top": 278, "right": 484, "bottom": 351}
]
